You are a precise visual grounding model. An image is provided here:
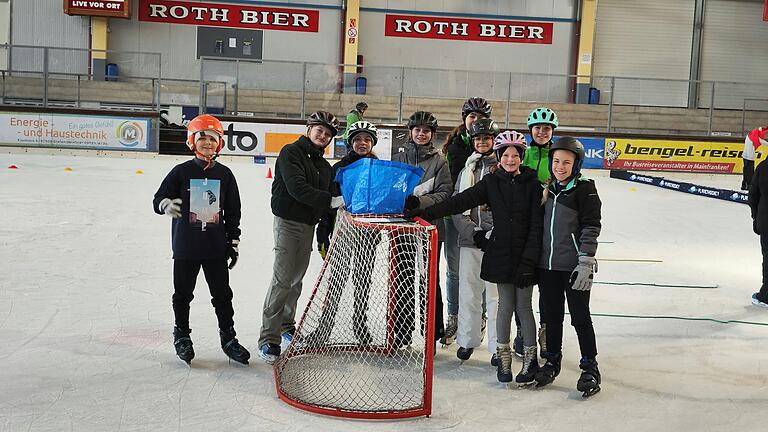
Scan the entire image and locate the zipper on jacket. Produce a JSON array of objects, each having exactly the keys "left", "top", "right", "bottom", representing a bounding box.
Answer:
[
  {"left": 547, "top": 192, "right": 559, "bottom": 270},
  {"left": 571, "top": 233, "right": 581, "bottom": 255}
]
